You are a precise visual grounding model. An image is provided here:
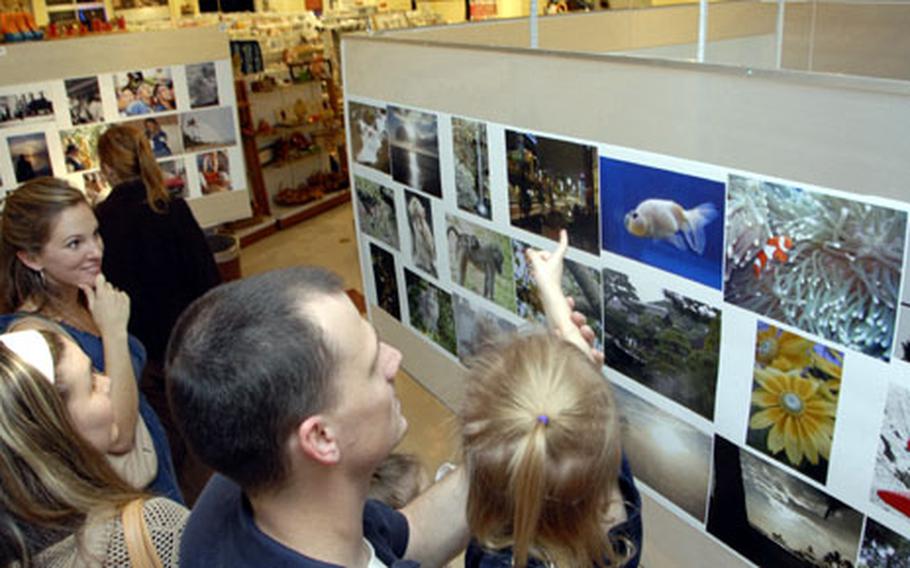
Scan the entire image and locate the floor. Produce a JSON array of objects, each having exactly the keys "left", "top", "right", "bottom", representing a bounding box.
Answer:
[{"left": 238, "top": 201, "right": 462, "bottom": 483}]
